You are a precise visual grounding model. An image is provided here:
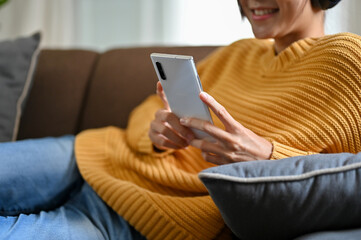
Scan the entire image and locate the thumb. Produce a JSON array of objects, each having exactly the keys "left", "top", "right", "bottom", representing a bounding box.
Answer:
[{"left": 156, "top": 81, "right": 170, "bottom": 110}]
